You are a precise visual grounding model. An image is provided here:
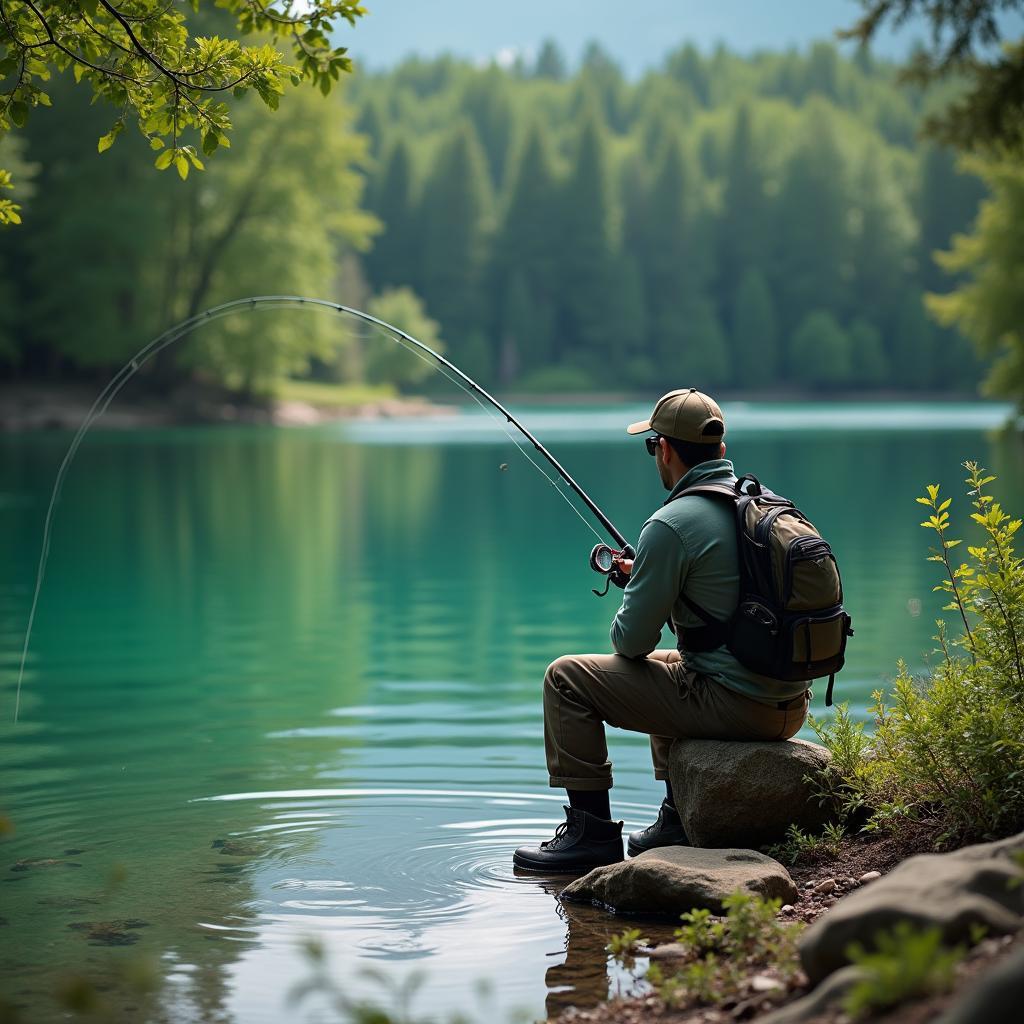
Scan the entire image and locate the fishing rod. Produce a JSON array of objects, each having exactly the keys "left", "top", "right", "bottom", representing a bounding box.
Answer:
[{"left": 14, "top": 295, "right": 633, "bottom": 721}]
